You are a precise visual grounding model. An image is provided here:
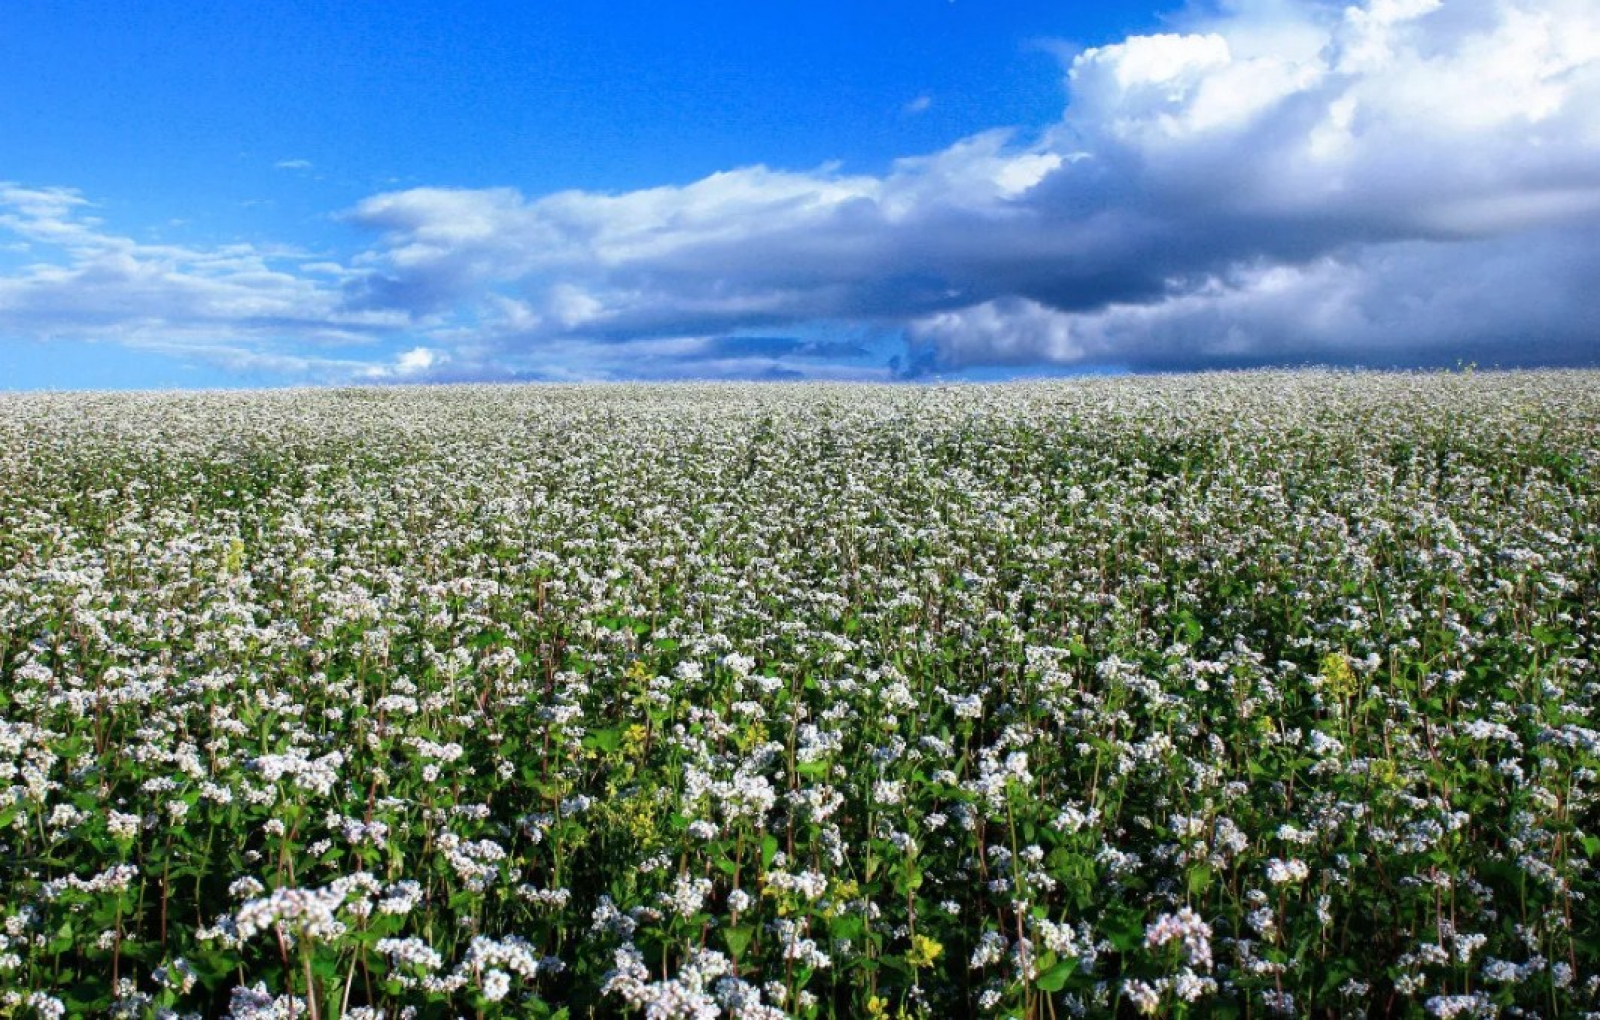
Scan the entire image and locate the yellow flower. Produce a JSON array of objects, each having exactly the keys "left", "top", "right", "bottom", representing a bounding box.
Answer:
[
  {"left": 866, "top": 995, "right": 890, "bottom": 1018},
  {"left": 622, "top": 723, "right": 649, "bottom": 758},
  {"left": 1320, "top": 651, "right": 1357, "bottom": 699},
  {"left": 907, "top": 934, "right": 943, "bottom": 968},
  {"left": 733, "top": 721, "right": 768, "bottom": 753}
]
